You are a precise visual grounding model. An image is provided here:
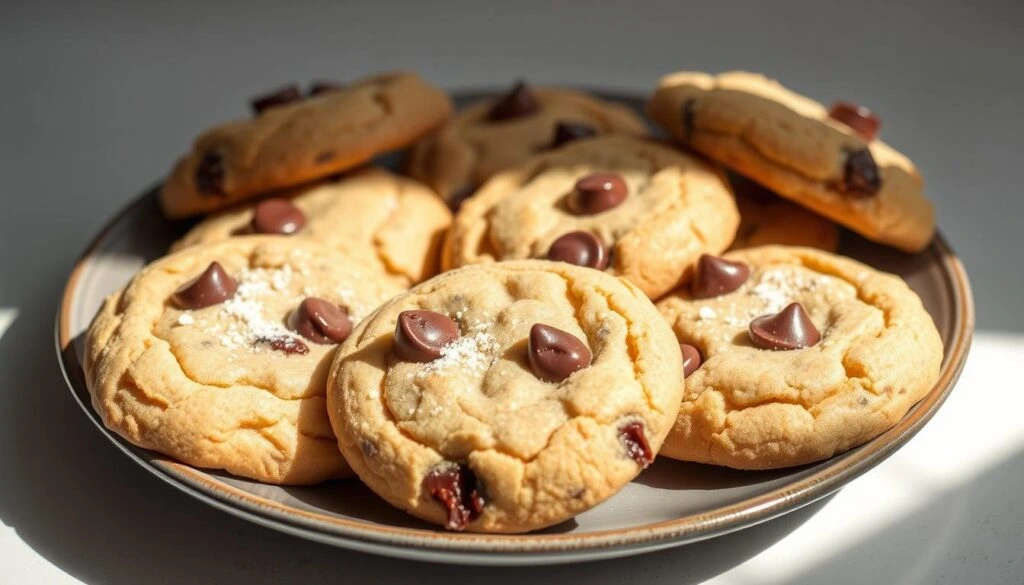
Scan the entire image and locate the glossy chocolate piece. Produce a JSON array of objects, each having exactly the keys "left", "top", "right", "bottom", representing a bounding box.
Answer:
[
  {"left": 486, "top": 81, "right": 540, "bottom": 121},
  {"left": 839, "top": 148, "right": 881, "bottom": 196},
  {"left": 619, "top": 421, "right": 653, "bottom": 468},
  {"left": 527, "top": 324, "right": 592, "bottom": 383},
  {"left": 680, "top": 343, "right": 702, "bottom": 377},
  {"left": 172, "top": 261, "right": 237, "bottom": 309},
  {"left": 552, "top": 121, "right": 598, "bottom": 148},
  {"left": 749, "top": 302, "right": 821, "bottom": 350},
  {"left": 250, "top": 84, "right": 302, "bottom": 115},
  {"left": 195, "top": 151, "right": 226, "bottom": 196},
  {"left": 288, "top": 297, "right": 352, "bottom": 344},
  {"left": 568, "top": 173, "right": 628, "bottom": 215},
  {"left": 254, "top": 335, "right": 310, "bottom": 355},
  {"left": 829, "top": 101, "right": 881, "bottom": 141},
  {"left": 250, "top": 198, "right": 306, "bottom": 235},
  {"left": 394, "top": 310, "right": 460, "bottom": 362},
  {"left": 547, "top": 231, "right": 610, "bottom": 270},
  {"left": 691, "top": 254, "right": 750, "bottom": 299},
  {"left": 423, "top": 464, "right": 485, "bottom": 531}
]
